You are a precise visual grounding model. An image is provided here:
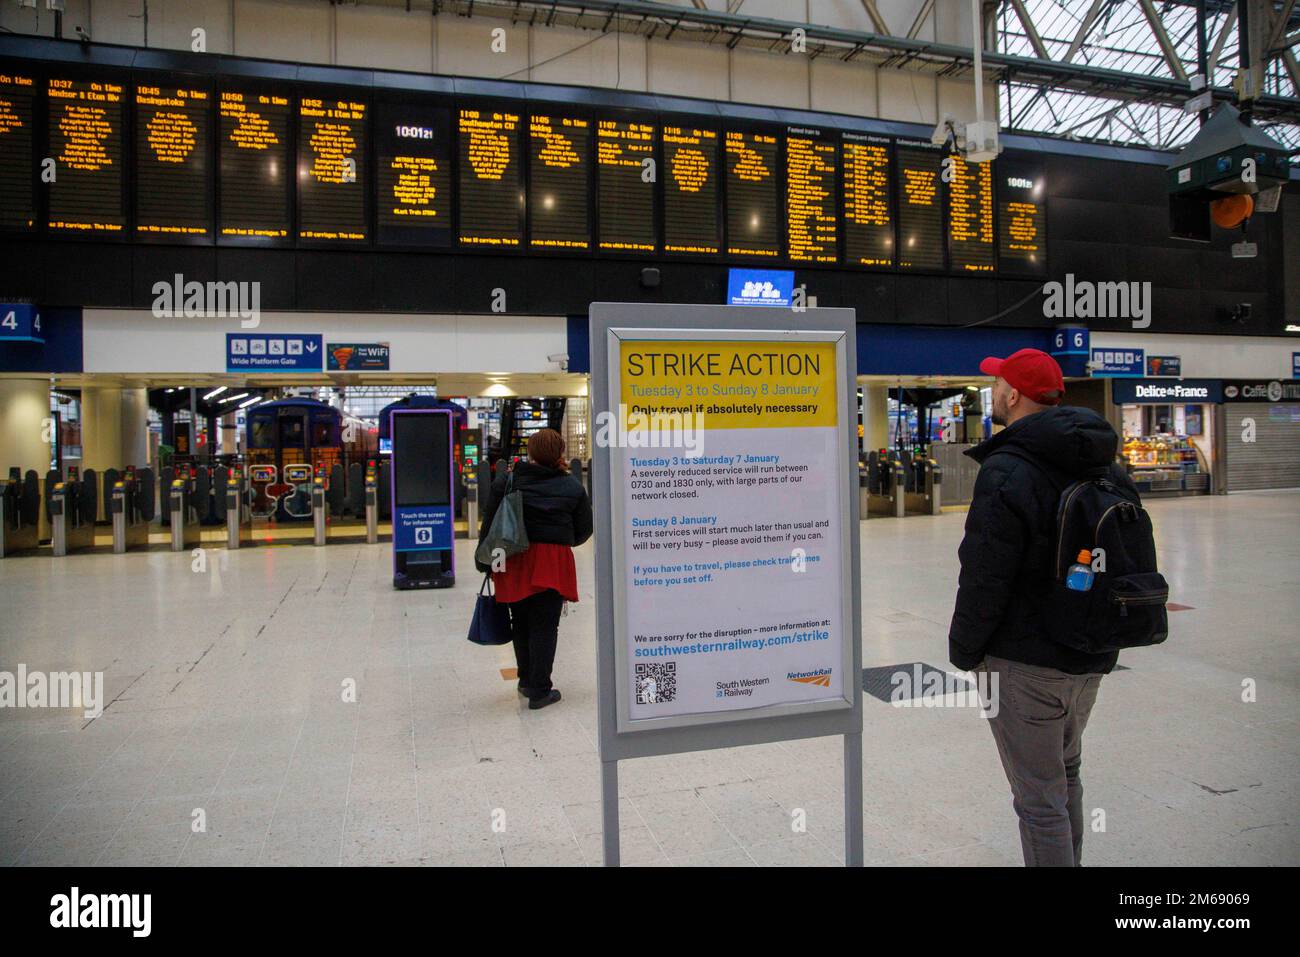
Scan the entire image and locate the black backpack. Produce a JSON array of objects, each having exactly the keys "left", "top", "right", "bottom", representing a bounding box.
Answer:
[{"left": 1007, "top": 452, "right": 1170, "bottom": 654}]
